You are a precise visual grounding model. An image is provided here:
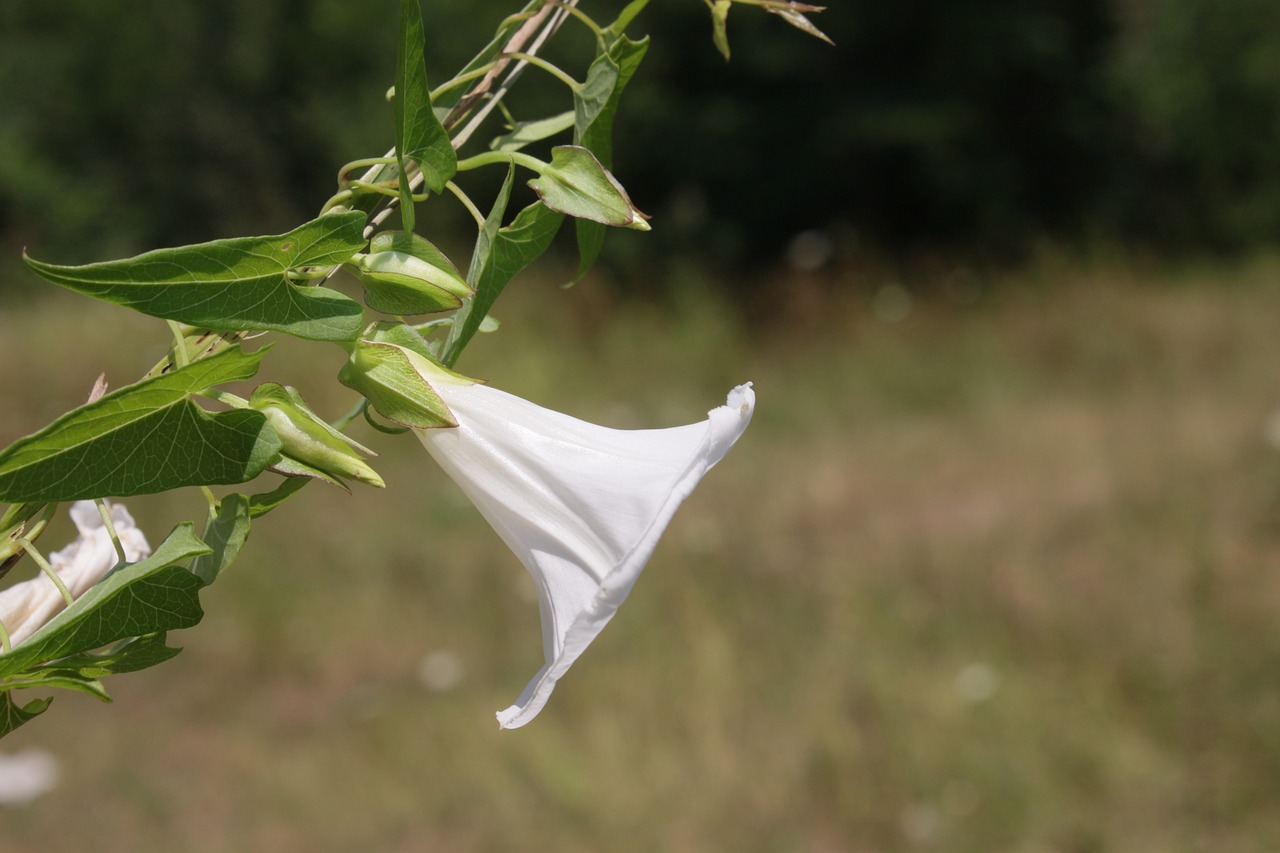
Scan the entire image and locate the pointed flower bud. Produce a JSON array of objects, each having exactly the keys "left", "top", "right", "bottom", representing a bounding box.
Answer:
[
  {"left": 351, "top": 232, "right": 472, "bottom": 315},
  {"left": 0, "top": 501, "right": 150, "bottom": 648},
  {"left": 249, "top": 384, "right": 384, "bottom": 489},
  {"left": 410, "top": 358, "right": 755, "bottom": 728}
]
